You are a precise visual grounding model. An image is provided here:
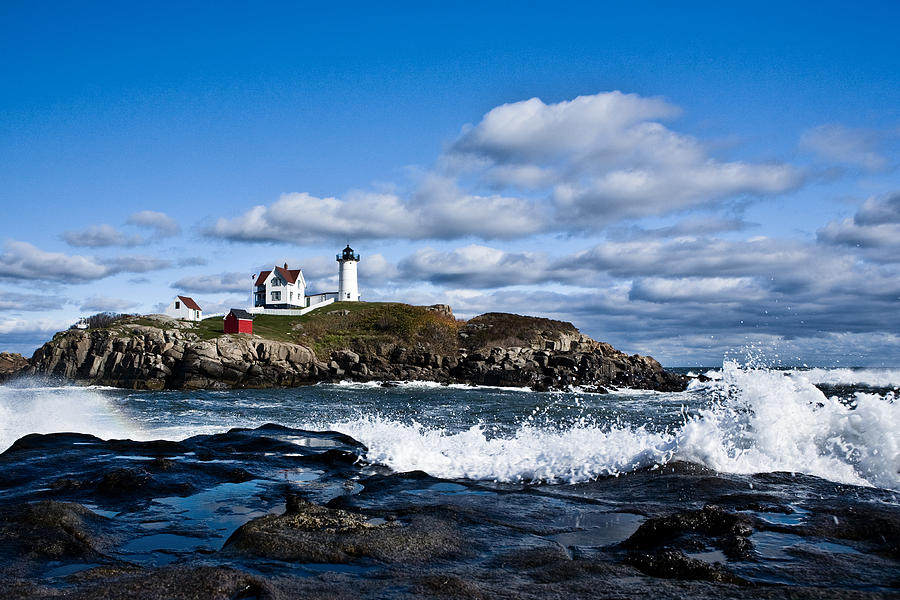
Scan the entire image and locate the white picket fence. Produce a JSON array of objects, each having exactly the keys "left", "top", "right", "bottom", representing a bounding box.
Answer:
[{"left": 247, "top": 297, "right": 336, "bottom": 316}]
